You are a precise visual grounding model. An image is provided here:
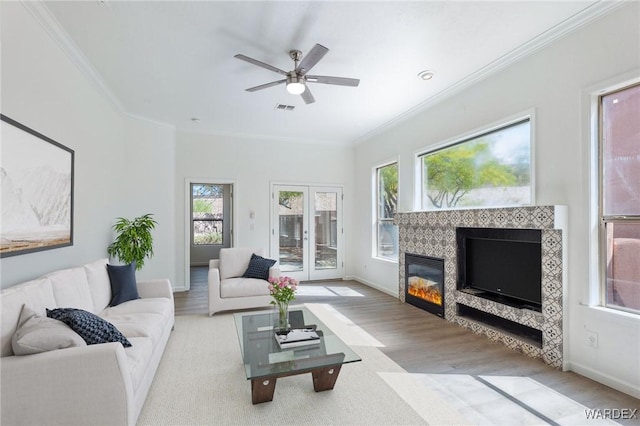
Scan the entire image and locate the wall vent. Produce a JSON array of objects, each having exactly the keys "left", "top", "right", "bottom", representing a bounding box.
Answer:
[{"left": 274, "top": 104, "right": 295, "bottom": 111}]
